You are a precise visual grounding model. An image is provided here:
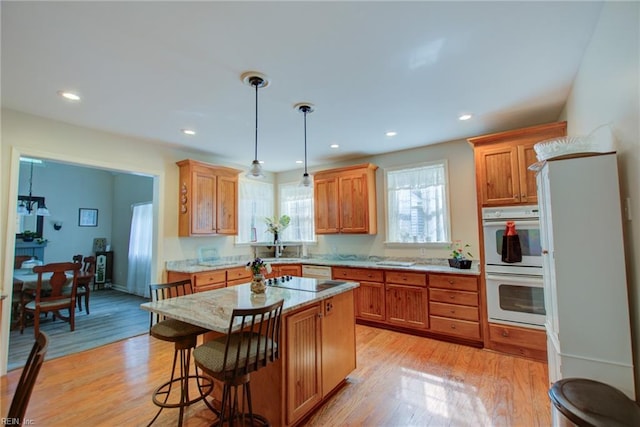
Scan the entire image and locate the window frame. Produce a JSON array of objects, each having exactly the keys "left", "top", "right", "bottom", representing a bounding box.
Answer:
[
  {"left": 383, "top": 159, "right": 452, "bottom": 247},
  {"left": 235, "top": 177, "right": 275, "bottom": 245},
  {"left": 278, "top": 180, "right": 316, "bottom": 243}
]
